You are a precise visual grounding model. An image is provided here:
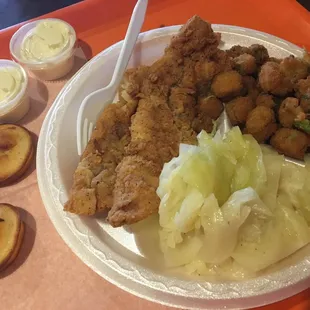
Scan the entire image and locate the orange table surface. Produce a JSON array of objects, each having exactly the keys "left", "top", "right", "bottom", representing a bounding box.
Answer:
[{"left": 1, "top": 0, "right": 310, "bottom": 310}]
